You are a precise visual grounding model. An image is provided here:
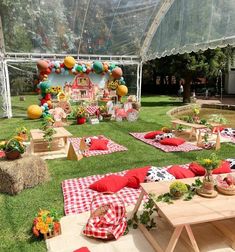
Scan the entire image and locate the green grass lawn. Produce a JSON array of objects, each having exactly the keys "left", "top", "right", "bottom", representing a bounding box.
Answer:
[{"left": 0, "top": 95, "right": 235, "bottom": 251}]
